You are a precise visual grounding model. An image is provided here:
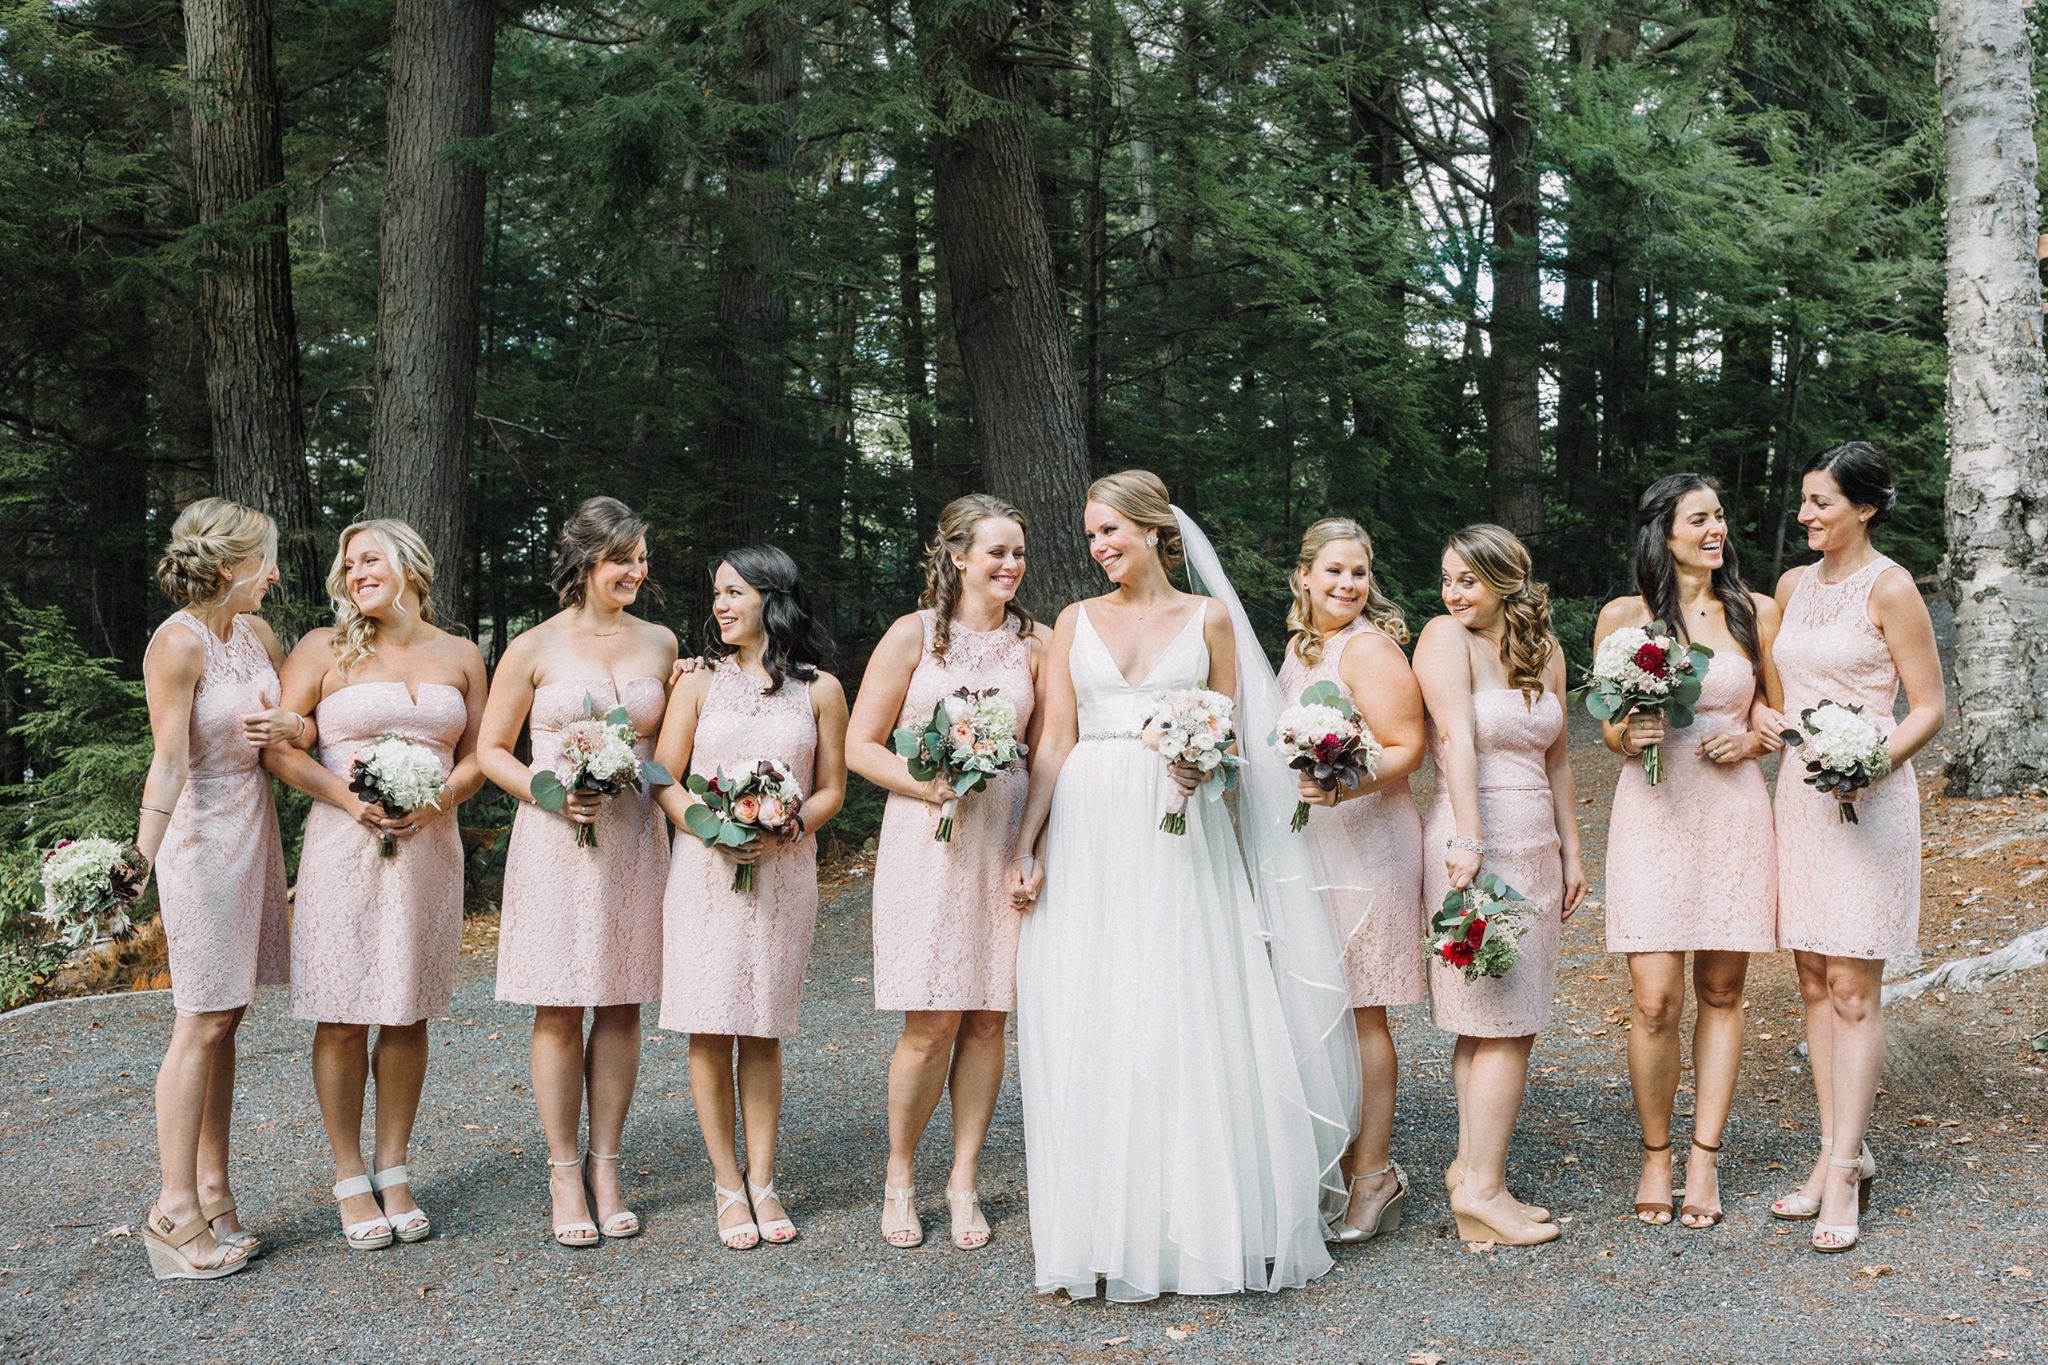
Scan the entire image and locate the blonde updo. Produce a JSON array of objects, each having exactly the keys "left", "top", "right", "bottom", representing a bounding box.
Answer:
[
  {"left": 1287, "top": 517, "right": 1410, "bottom": 665},
  {"left": 155, "top": 497, "right": 277, "bottom": 607},
  {"left": 1086, "top": 469, "right": 1183, "bottom": 571},
  {"left": 919, "top": 493, "right": 1034, "bottom": 660},
  {"left": 326, "top": 518, "right": 437, "bottom": 675},
  {"left": 551, "top": 496, "right": 651, "bottom": 609},
  {"left": 1445, "top": 523, "right": 1553, "bottom": 702}
]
